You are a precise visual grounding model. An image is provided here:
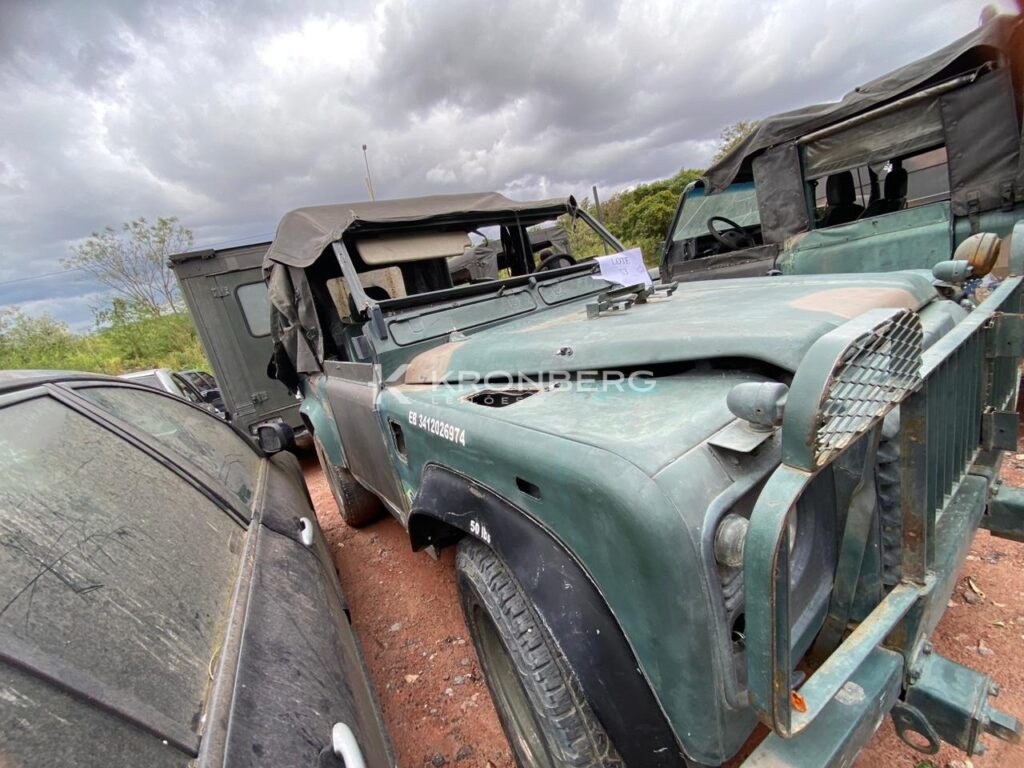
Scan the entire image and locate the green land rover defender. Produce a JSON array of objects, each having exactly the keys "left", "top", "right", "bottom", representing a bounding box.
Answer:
[
  {"left": 264, "top": 189, "right": 1024, "bottom": 767},
  {"left": 661, "top": 14, "right": 1024, "bottom": 287}
]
